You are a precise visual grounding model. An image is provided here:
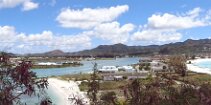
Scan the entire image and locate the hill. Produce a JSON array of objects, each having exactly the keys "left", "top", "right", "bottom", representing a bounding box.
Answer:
[
  {"left": 26, "top": 50, "right": 66, "bottom": 57},
  {"left": 27, "top": 38, "right": 211, "bottom": 57},
  {"left": 71, "top": 39, "right": 211, "bottom": 57}
]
